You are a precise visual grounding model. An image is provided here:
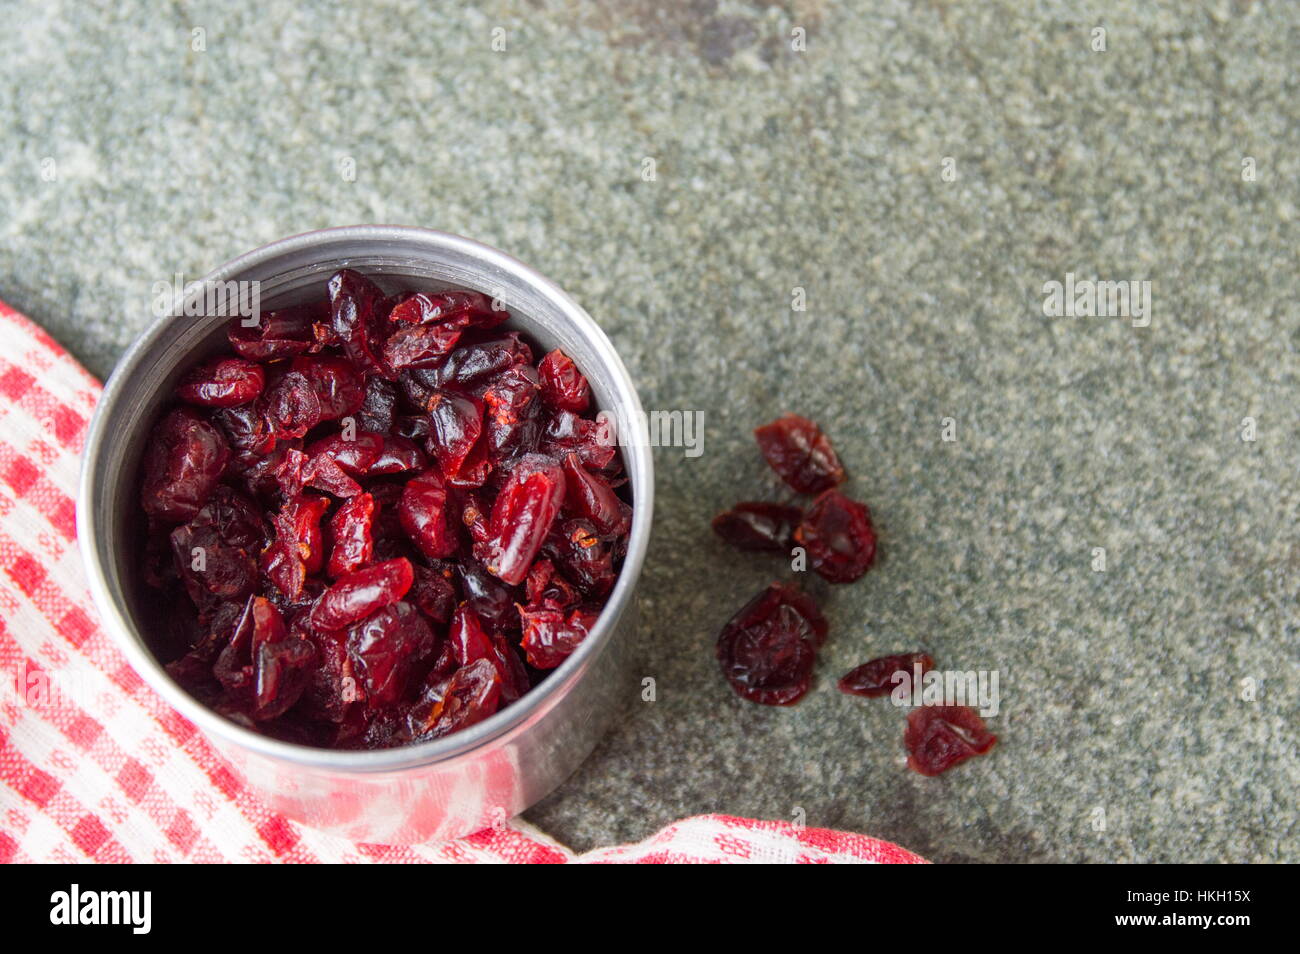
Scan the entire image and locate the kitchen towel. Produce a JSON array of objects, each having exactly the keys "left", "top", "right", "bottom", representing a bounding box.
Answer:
[{"left": 0, "top": 298, "right": 926, "bottom": 864}]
